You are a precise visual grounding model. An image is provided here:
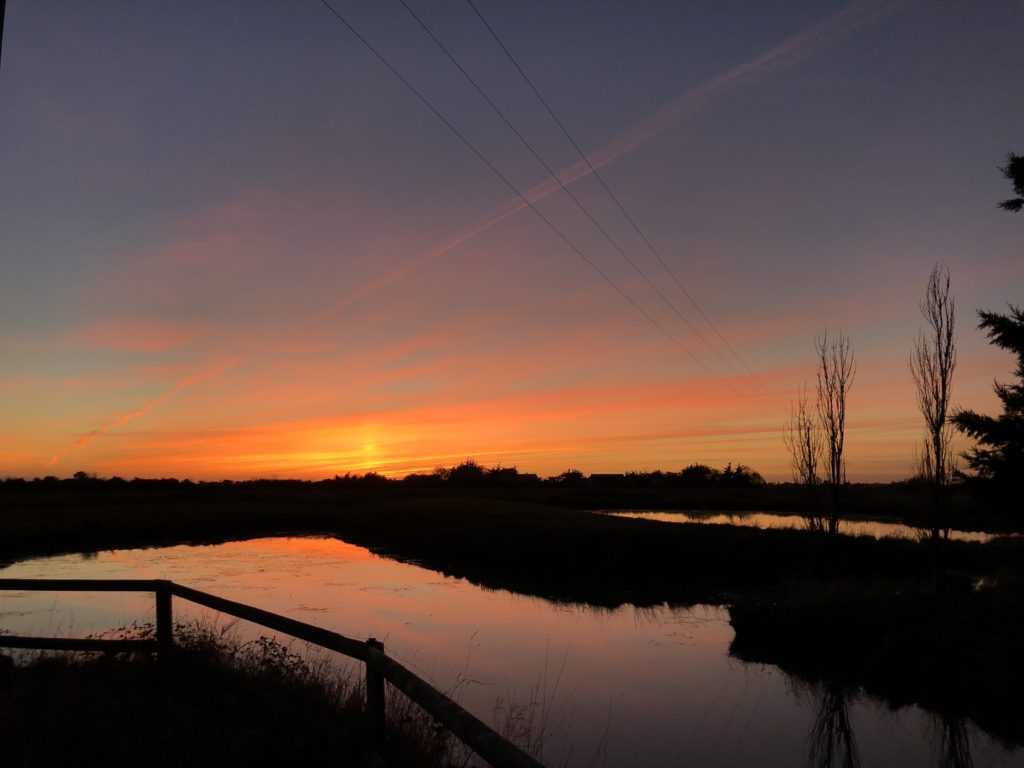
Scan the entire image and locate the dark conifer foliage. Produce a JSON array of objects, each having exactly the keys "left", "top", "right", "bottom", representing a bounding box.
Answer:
[
  {"left": 997, "top": 152, "right": 1024, "bottom": 212},
  {"left": 952, "top": 306, "right": 1024, "bottom": 496}
]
